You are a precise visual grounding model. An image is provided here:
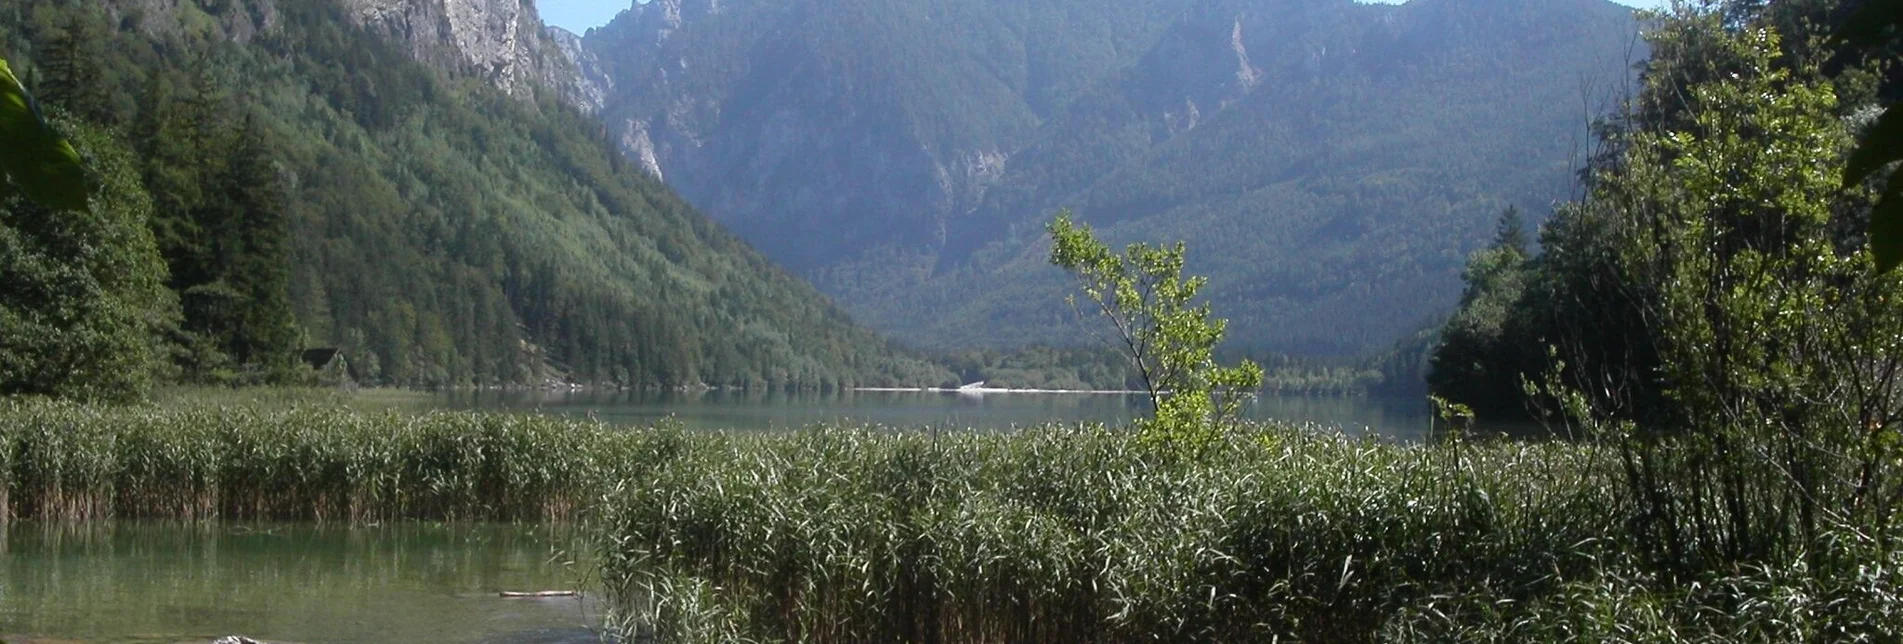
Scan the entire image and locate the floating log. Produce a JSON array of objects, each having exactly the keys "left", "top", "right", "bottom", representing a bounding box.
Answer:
[{"left": 499, "top": 590, "right": 578, "bottom": 598}]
